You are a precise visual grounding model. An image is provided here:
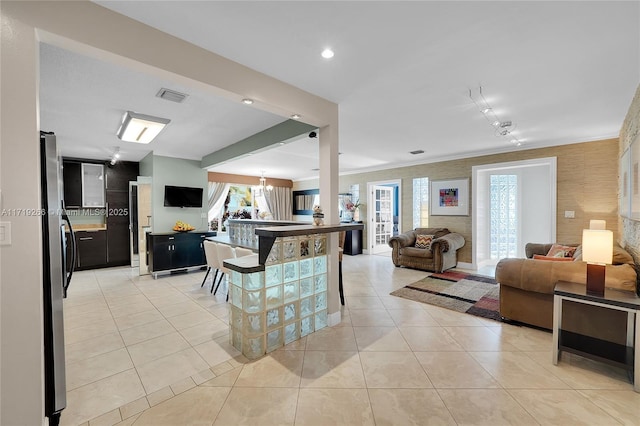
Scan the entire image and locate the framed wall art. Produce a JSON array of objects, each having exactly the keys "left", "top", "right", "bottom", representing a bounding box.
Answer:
[
  {"left": 631, "top": 137, "right": 640, "bottom": 220},
  {"left": 430, "top": 178, "right": 469, "bottom": 216},
  {"left": 620, "top": 146, "right": 631, "bottom": 219}
]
